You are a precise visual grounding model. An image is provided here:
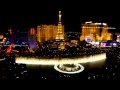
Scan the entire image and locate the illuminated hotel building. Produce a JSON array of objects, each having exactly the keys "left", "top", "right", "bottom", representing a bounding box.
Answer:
[
  {"left": 80, "top": 21, "right": 112, "bottom": 41},
  {"left": 28, "top": 28, "right": 36, "bottom": 49},
  {"left": 37, "top": 25, "right": 64, "bottom": 42},
  {"left": 37, "top": 11, "right": 64, "bottom": 43},
  {"left": 15, "top": 31, "right": 28, "bottom": 44}
]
